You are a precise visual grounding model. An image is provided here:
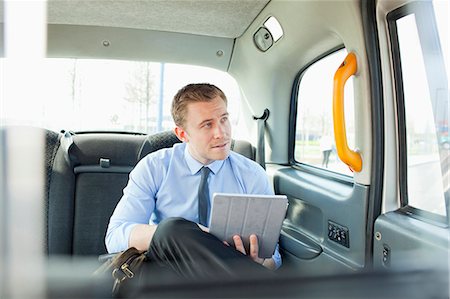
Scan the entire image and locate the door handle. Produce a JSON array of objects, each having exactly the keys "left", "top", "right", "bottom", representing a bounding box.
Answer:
[
  {"left": 333, "top": 52, "right": 362, "bottom": 172},
  {"left": 280, "top": 227, "right": 322, "bottom": 260}
]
